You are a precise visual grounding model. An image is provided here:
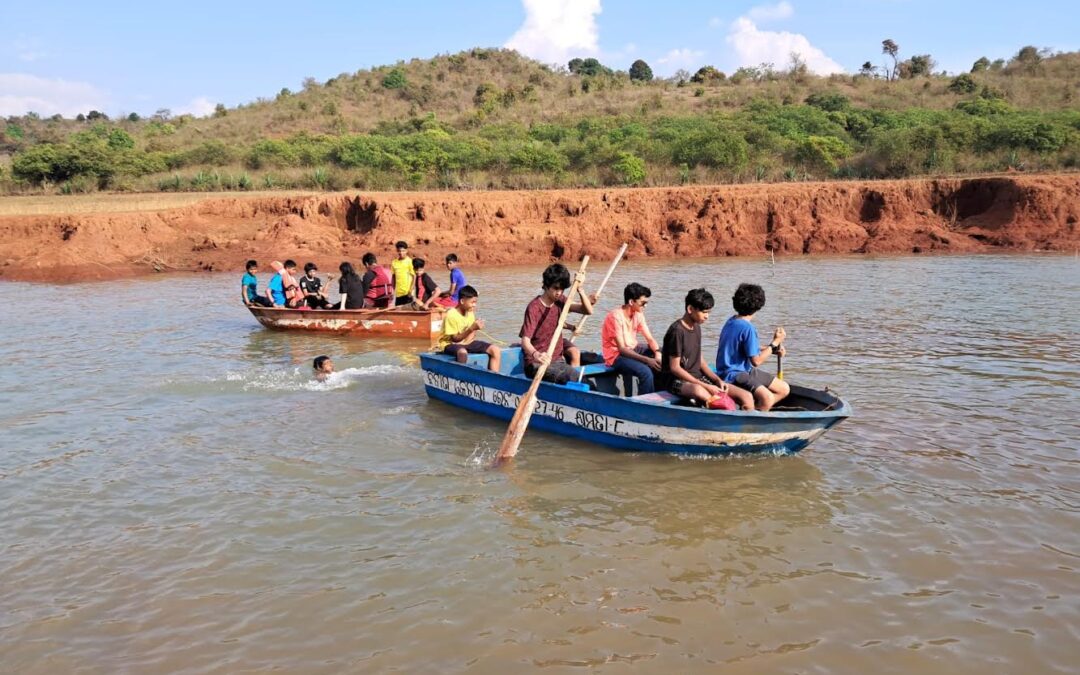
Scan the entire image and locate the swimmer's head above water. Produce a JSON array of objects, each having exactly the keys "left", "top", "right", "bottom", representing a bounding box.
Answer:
[{"left": 313, "top": 355, "right": 334, "bottom": 381}]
